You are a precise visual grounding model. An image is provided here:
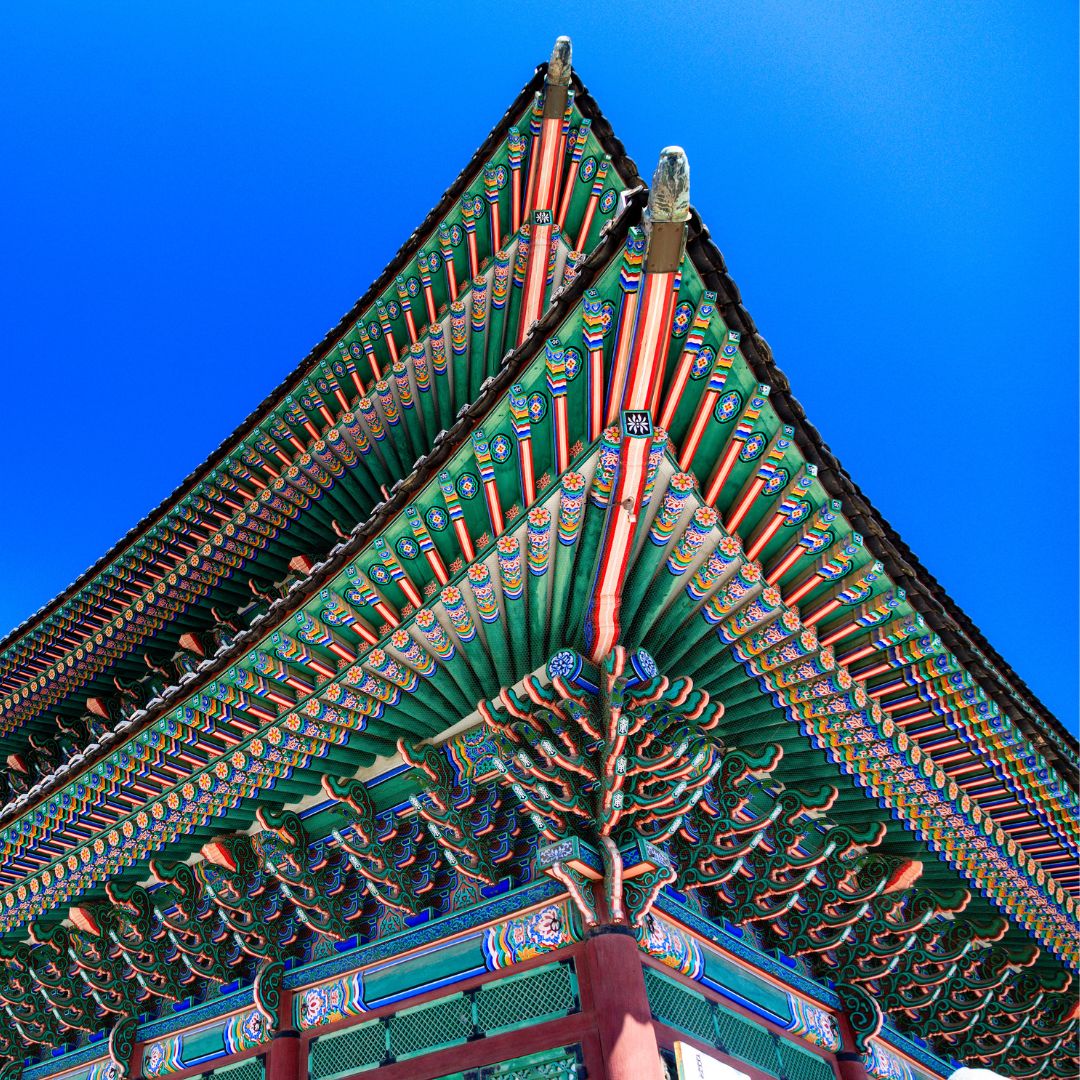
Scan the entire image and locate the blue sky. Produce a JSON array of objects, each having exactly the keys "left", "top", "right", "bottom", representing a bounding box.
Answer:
[{"left": 0, "top": 3, "right": 1075, "bottom": 729}]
